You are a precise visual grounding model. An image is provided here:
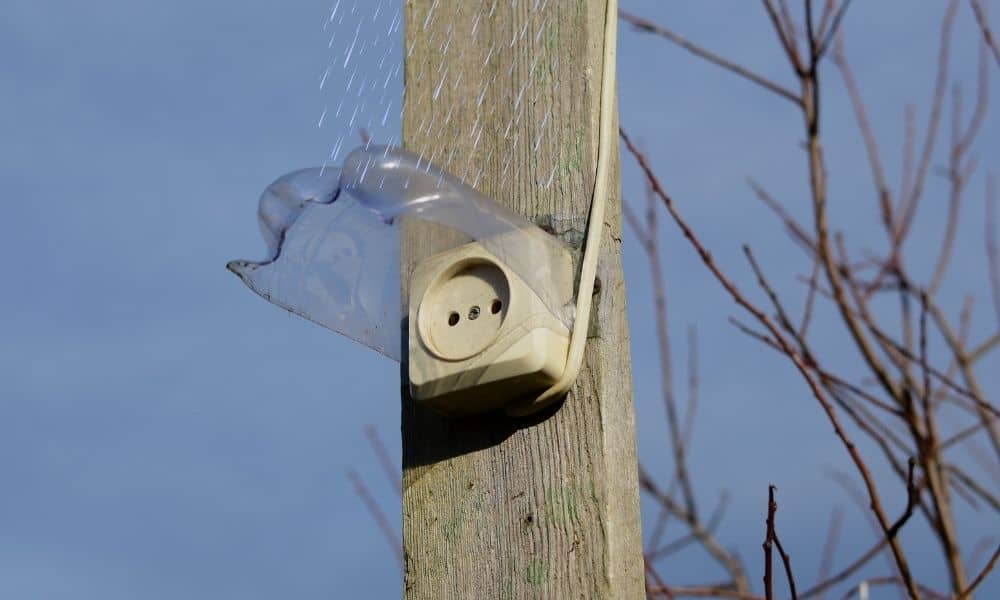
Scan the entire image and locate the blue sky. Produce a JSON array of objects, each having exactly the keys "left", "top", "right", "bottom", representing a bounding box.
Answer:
[{"left": 1, "top": 0, "right": 997, "bottom": 598}]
